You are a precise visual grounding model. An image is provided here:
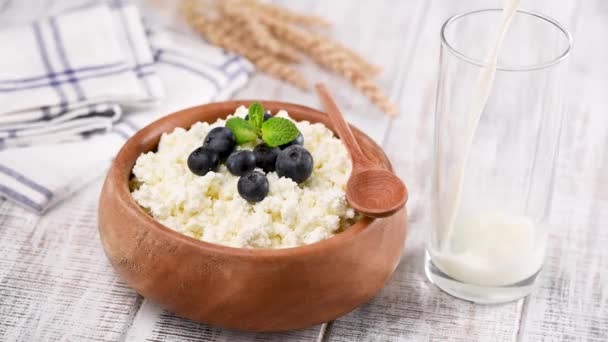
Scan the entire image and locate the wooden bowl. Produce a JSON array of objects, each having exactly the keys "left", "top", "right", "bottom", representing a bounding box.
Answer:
[{"left": 98, "top": 101, "right": 408, "bottom": 332}]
